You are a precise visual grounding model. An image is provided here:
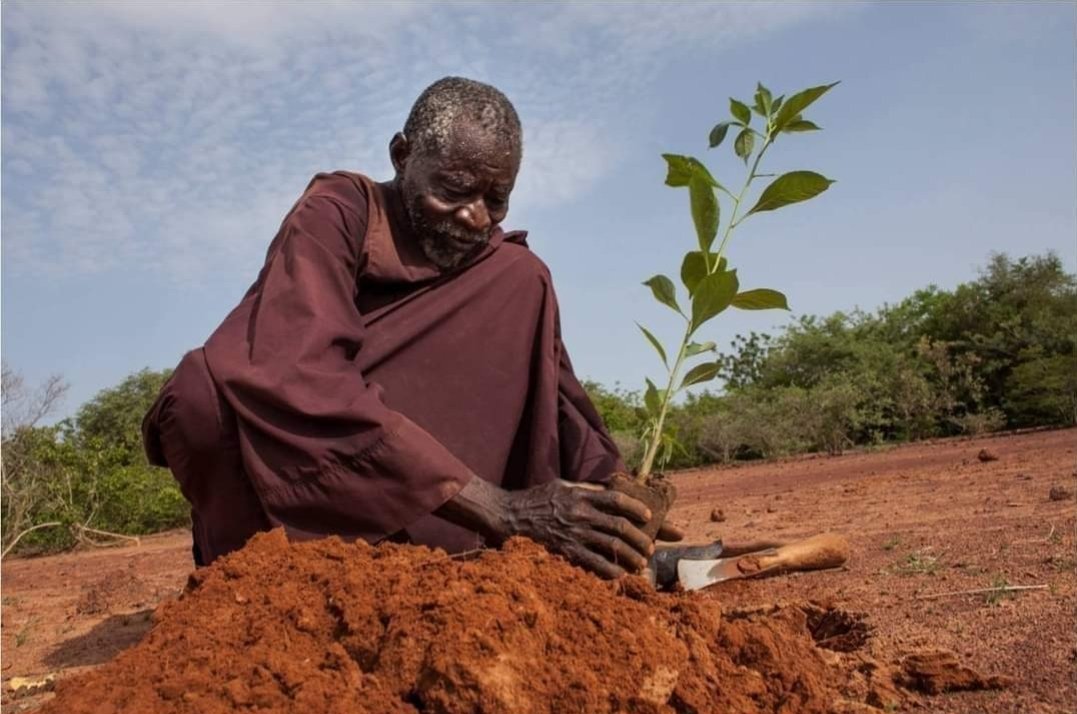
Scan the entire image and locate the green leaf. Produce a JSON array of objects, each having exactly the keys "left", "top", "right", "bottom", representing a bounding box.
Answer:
[
  {"left": 773, "top": 81, "right": 839, "bottom": 132},
  {"left": 770, "top": 94, "right": 785, "bottom": 116},
  {"left": 731, "top": 289, "right": 790, "bottom": 311},
  {"left": 636, "top": 323, "right": 668, "bottom": 368},
  {"left": 729, "top": 98, "right": 751, "bottom": 125},
  {"left": 782, "top": 119, "right": 821, "bottom": 133},
  {"left": 681, "top": 253, "right": 726, "bottom": 297},
  {"left": 680, "top": 252, "right": 707, "bottom": 296},
  {"left": 673, "top": 435, "right": 689, "bottom": 458},
  {"left": 661, "top": 432, "right": 688, "bottom": 459},
  {"left": 734, "top": 128, "right": 754, "bottom": 164},
  {"left": 689, "top": 175, "right": 719, "bottom": 254},
  {"left": 685, "top": 341, "right": 717, "bottom": 357},
  {"left": 690, "top": 270, "right": 739, "bottom": 334},
  {"left": 643, "top": 274, "right": 682, "bottom": 314},
  {"left": 662, "top": 154, "right": 719, "bottom": 188},
  {"left": 644, "top": 378, "right": 661, "bottom": 416},
  {"left": 708, "top": 121, "right": 734, "bottom": 148},
  {"left": 681, "top": 361, "right": 720, "bottom": 388},
  {"left": 746, "top": 171, "right": 834, "bottom": 215},
  {"left": 754, "top": 83, "right": 773, "bottom": 116}
]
